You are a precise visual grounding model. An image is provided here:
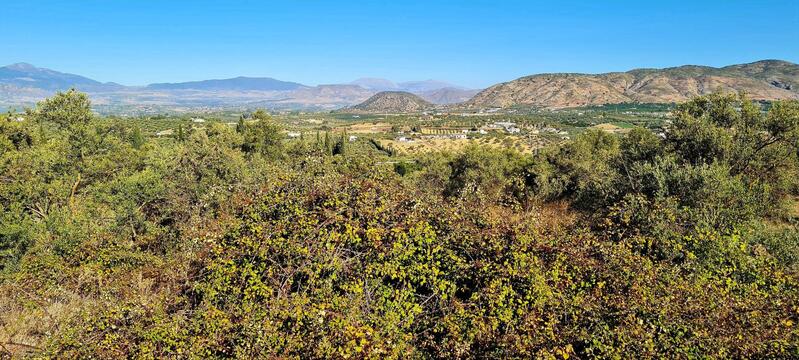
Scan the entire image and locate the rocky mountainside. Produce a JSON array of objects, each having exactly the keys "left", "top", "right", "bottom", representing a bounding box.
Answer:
[
  {"left": 418, "top": 87, "right": 481, "bottom": 104},
  {"left": 465, "top": 60, "right": 799, "bottom": 109},
  {"left": 716, "top": 60, "right": 799, "bottom": 91},
  {"left": 348, "top": 91, "right": 434, "bottom": 113}
]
